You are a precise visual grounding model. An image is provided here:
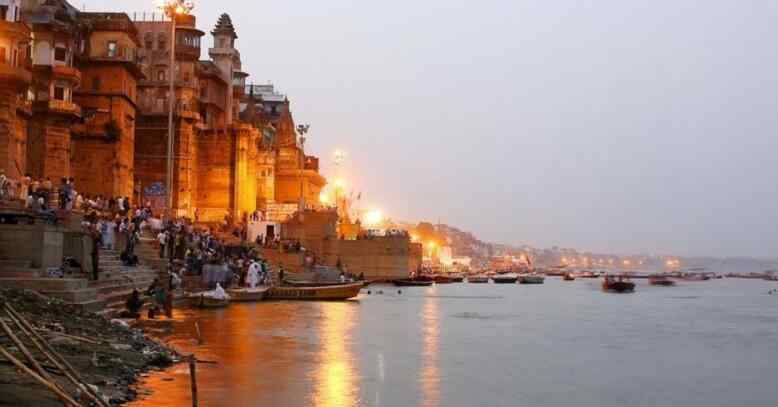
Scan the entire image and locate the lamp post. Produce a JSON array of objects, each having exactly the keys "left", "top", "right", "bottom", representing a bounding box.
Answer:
[
  {"left": 296, "top": 123, "right": 310, "bottom": 210},
  {"left": 159, "top": 0, "right": 194, "bottom": 218}
]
